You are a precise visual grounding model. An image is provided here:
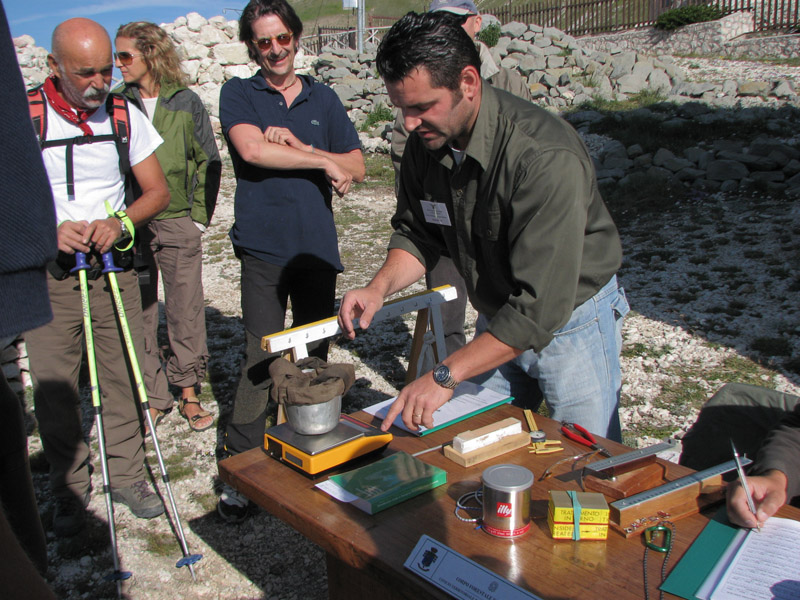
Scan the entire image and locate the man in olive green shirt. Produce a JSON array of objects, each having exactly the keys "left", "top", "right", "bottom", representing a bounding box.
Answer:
[
  {"left": 338, "top": 12, "right": 629, "bottom": 440},
  {"left": 390, "top": 0, "right": 532, "bottom": 358}
]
